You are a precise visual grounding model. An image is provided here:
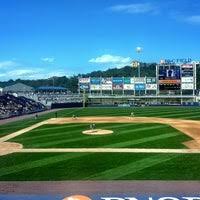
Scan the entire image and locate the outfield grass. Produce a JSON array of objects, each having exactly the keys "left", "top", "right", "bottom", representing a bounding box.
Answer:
[
  {"left": 1, "top": 106, "right": 200, "bottom": 138},
  {"left": 0, "top": 152, "right": 200, "bottom": 181},
  {"left": 9, "top": 123, "right": 191, "bottom": 149}
]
